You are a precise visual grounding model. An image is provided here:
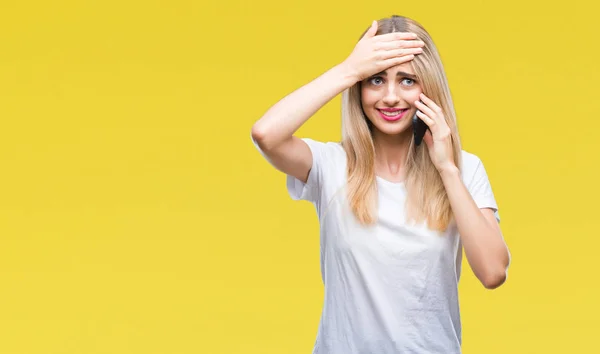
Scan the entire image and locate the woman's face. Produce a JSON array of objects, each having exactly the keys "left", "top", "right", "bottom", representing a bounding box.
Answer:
[{"left": 360, "top": 62, "right": 422, "bottom": 137}]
